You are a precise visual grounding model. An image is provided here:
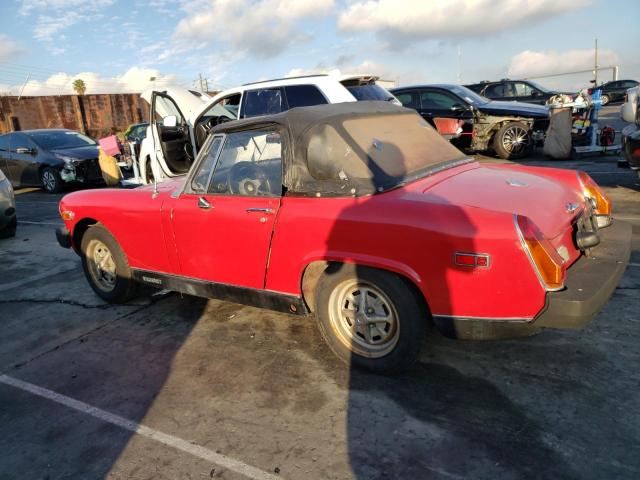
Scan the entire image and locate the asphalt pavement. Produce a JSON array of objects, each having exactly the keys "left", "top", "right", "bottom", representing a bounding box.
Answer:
[{"left": 0, "top": 105, "right": 639, "bottom": 480}]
